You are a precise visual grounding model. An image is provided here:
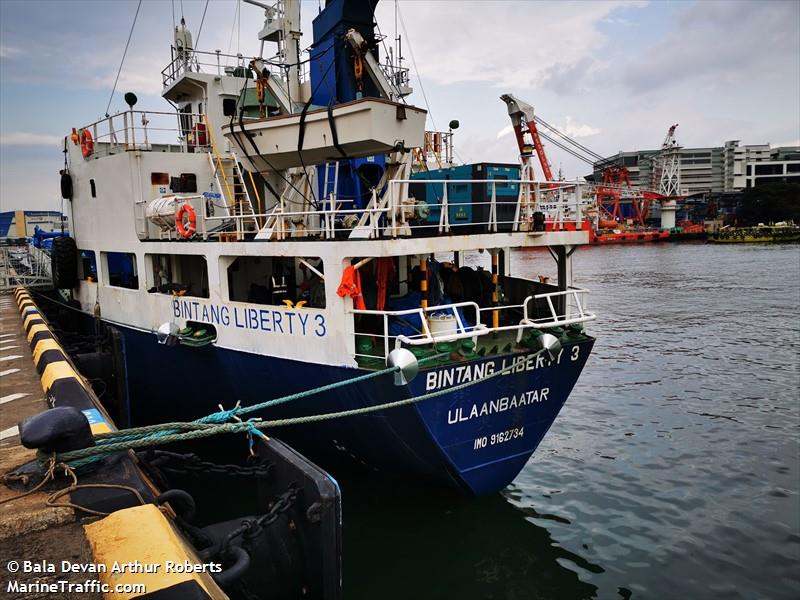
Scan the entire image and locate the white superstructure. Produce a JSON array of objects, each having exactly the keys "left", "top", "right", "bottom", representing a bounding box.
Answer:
[{"left": 60, "top": 0, "right": 597, "bottom": 371}]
